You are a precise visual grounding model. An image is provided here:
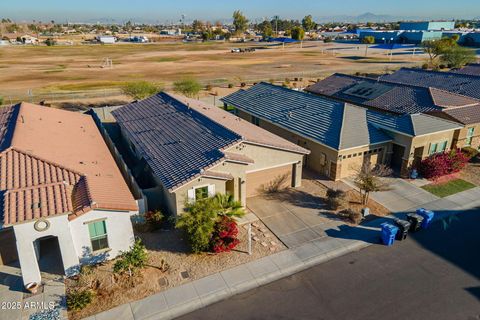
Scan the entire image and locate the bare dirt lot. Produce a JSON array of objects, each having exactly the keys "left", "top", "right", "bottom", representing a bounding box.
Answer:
[{"left": 0, "top": 41, "right": 426, "bottom": 101}]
